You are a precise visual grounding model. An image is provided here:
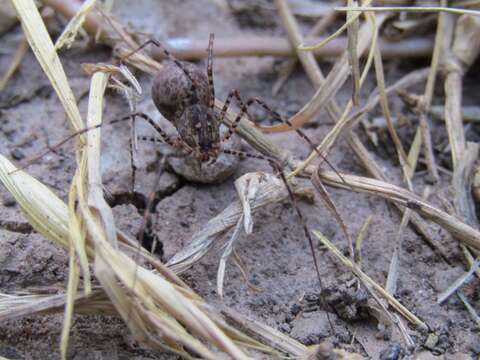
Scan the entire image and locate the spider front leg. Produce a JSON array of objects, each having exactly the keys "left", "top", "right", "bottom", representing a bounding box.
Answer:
[
  {"left": 219, "top": 93, "right": 346, "bottom": 187},
  {"left": 137, "top": 135, "right": 193, "bottom": 158},
  {"left": 136, "top": 155, "right": 167, "bottom": 258},
  {"left": 124, "top": 112, "right": 185, "bottom": 150},
  {"left": 217, "top": 89, "right": 255, "bottom": 143},
  {"left": 218, "top": 90, "right": 321, "bottom": 157},
  {"left": 207, "top": 33, "right": 215, "bottom": 109}
]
